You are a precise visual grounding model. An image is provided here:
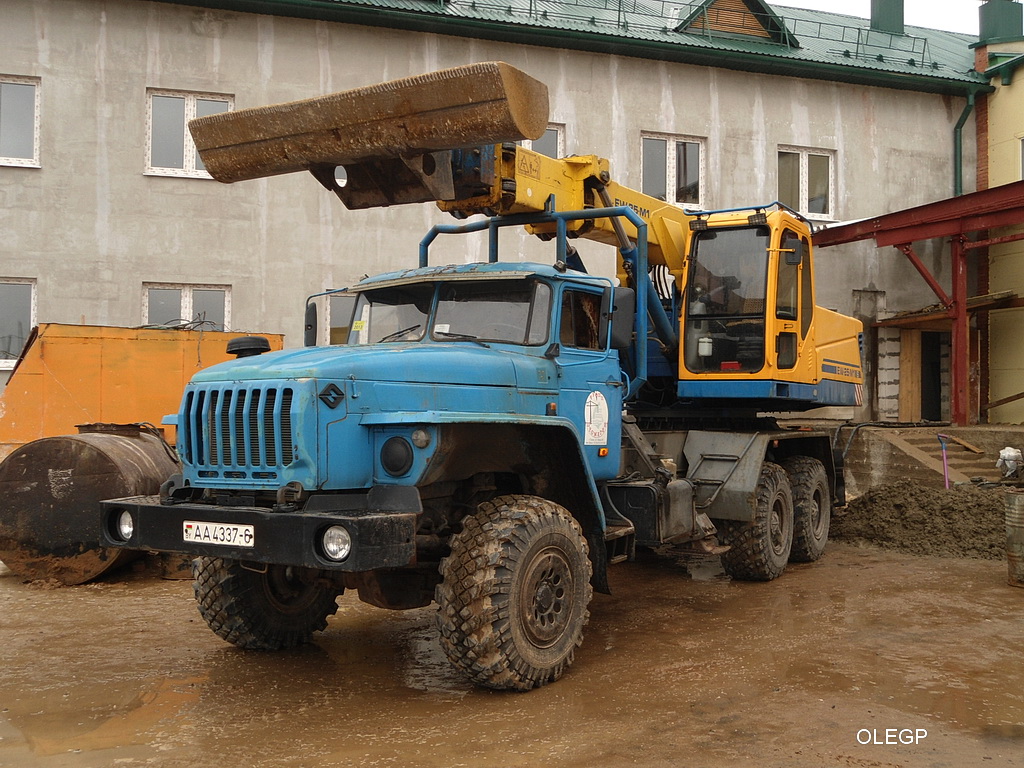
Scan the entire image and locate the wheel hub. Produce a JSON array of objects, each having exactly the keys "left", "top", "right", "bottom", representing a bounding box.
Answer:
[
  {"left": 521, "top": 547, "right": 572, "bottom": 648},
  {"left": 263, "top": 565, "right": 317, "bottom": 613},
  {"left": 770, "top": 500, "right": 787, "bottom": 555}
]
